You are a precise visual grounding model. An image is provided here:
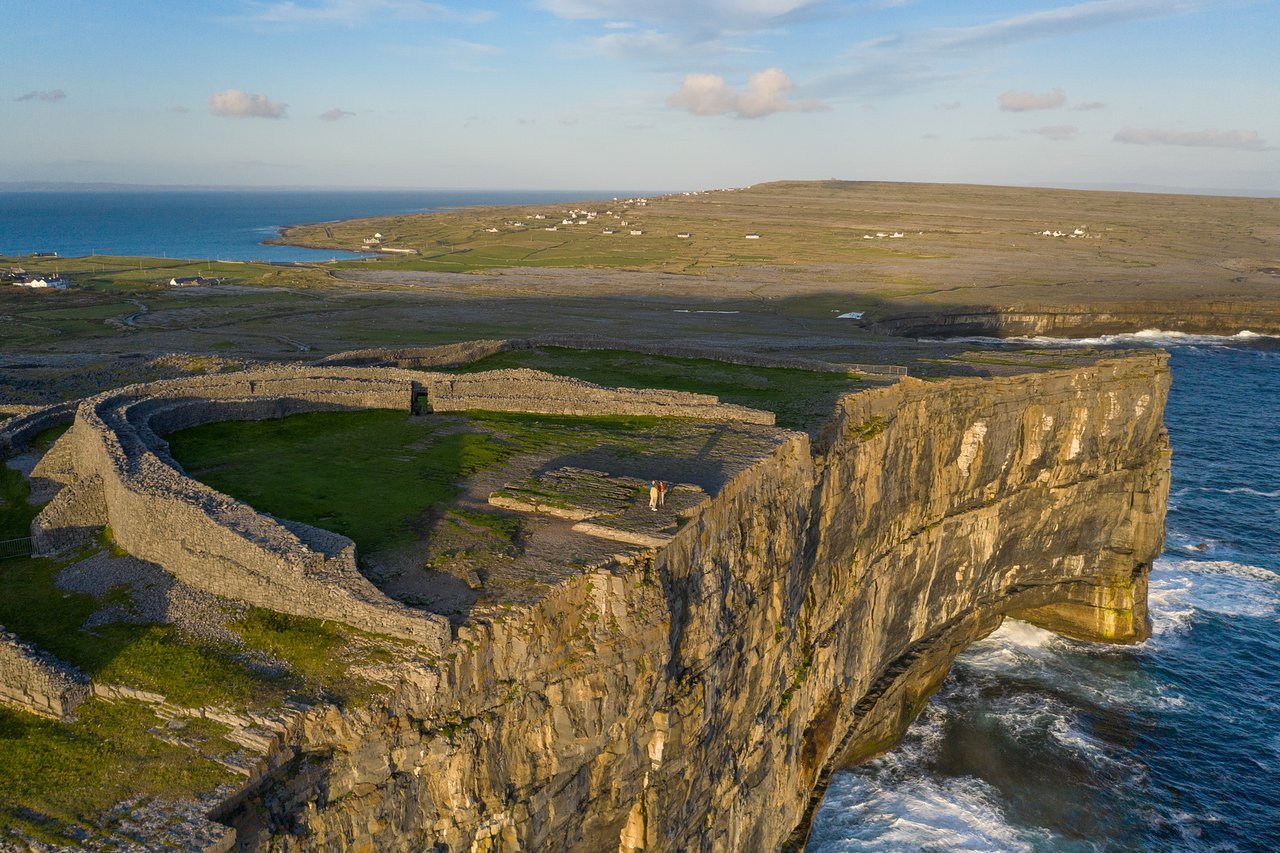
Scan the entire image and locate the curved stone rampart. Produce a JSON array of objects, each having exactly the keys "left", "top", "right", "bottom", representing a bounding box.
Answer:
[
  {"left": 28, "top": 364, "right": 771, "bottom": 647},
  {"left": 0, "top": 399, "right": 78, "bottom": 457}
]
